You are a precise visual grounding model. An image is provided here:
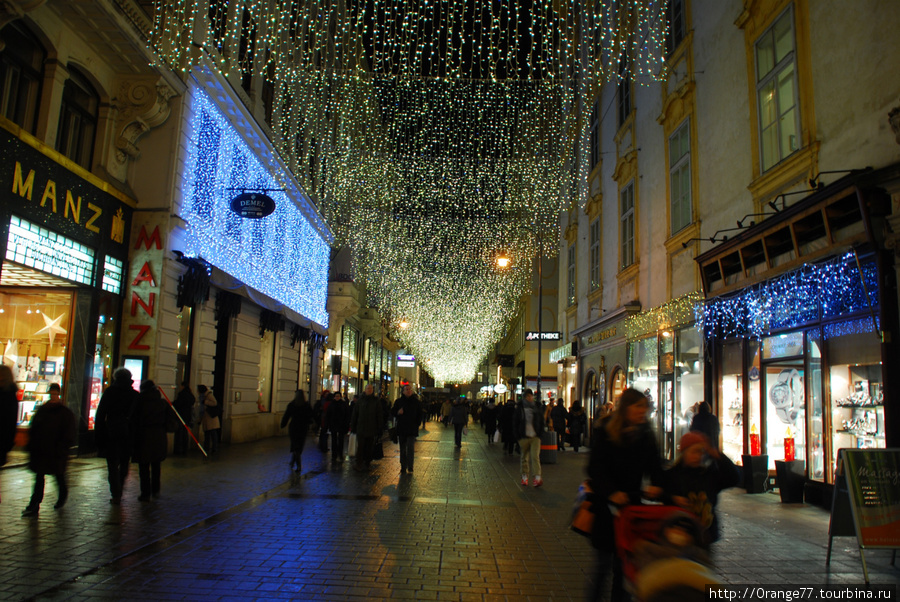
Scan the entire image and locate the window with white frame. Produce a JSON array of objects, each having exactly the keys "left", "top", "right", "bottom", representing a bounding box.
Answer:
[
  {"left": 756, "top": 6, "right": 799, "bottom": 173},
  {"left": 669, "top": 119, "right": 692, "bottom": 234},
  {"left": 567, "top": 244, "right": 576, "bottom": 306},
  {"left": 620, "top": 183, "right": 635, "bottom": 269},
  {"left": 590, "top": 101, "right": 600, "bottom": 169},
  {"left": 590, "top": 219, "right": 600, "bottom": 291},
  {"left": 666, "top": 0, "right": 686, "bottom": 57}
]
